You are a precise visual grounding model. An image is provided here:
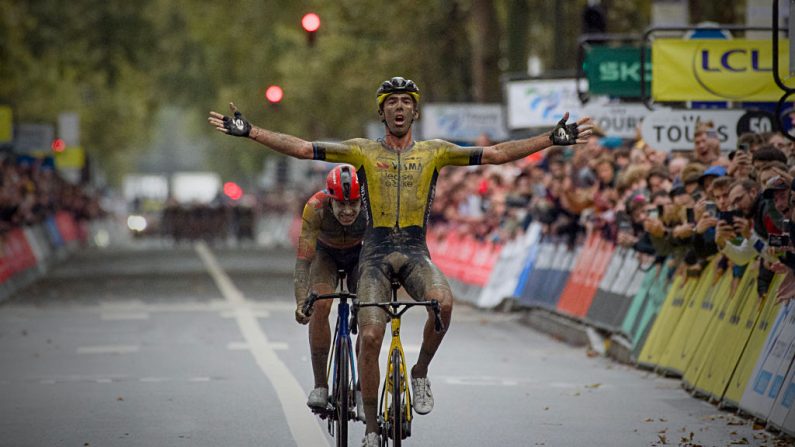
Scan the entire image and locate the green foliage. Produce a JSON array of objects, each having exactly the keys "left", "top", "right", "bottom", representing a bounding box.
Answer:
[{"left": 0, "top": 0, "right": 672, "bottom": 185}]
